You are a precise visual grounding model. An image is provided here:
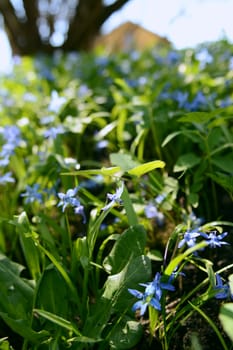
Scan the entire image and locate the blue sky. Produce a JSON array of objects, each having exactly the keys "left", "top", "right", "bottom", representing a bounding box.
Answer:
[{"left": 1, "top": 0, "right": 233, "bottom": 72}]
